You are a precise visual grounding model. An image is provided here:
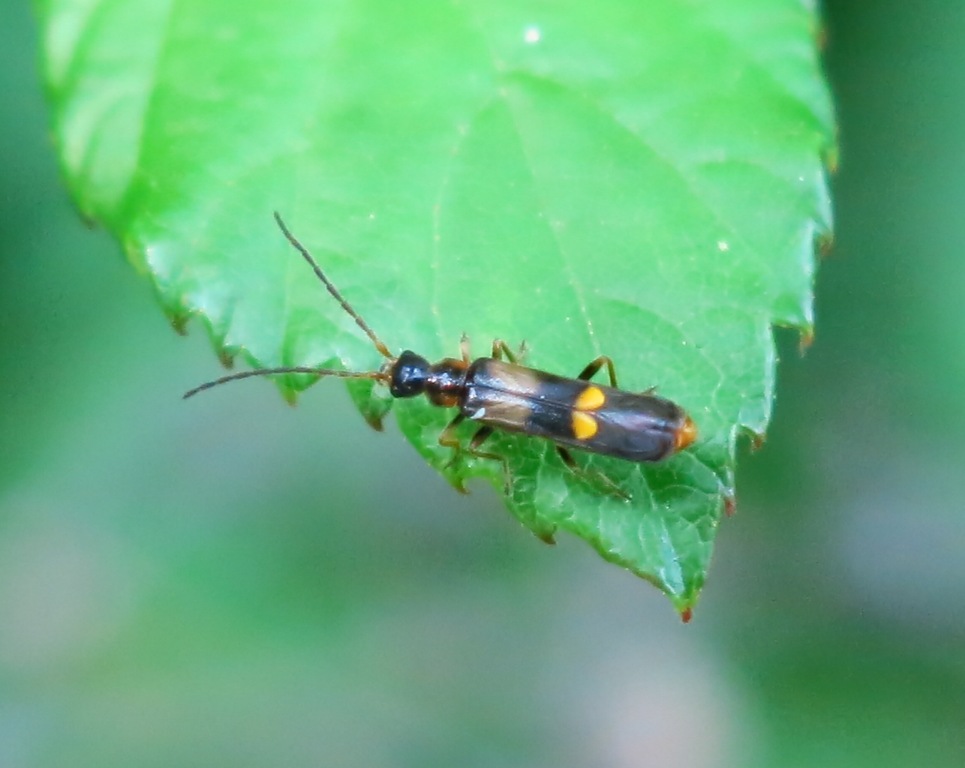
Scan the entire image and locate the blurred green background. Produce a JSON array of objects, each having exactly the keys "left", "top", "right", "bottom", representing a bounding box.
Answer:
[{"left": 2, "top": 2, "right": 963, "bottom": 766}]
